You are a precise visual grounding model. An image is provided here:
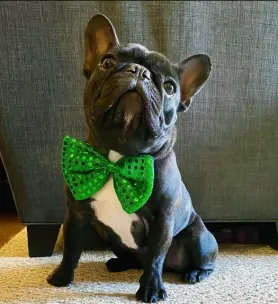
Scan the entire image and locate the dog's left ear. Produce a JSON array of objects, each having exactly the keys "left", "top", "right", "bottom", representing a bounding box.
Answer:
[
  {"left": 178, "top": 54, "right": 211, "bottom": 112},
  {"left": 83, "top": 14, "right": 119, "bottom": 79}
]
